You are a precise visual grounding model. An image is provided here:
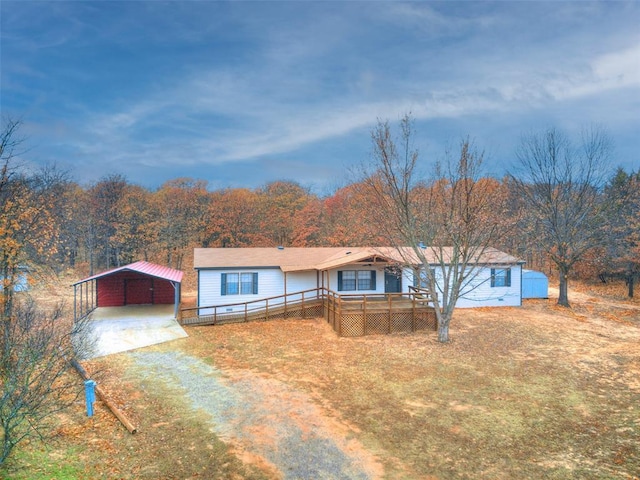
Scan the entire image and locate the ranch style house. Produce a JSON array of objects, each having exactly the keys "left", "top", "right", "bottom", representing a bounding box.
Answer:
[{"left": 193, "top": 246, "right": 525, "bottom": 312}]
